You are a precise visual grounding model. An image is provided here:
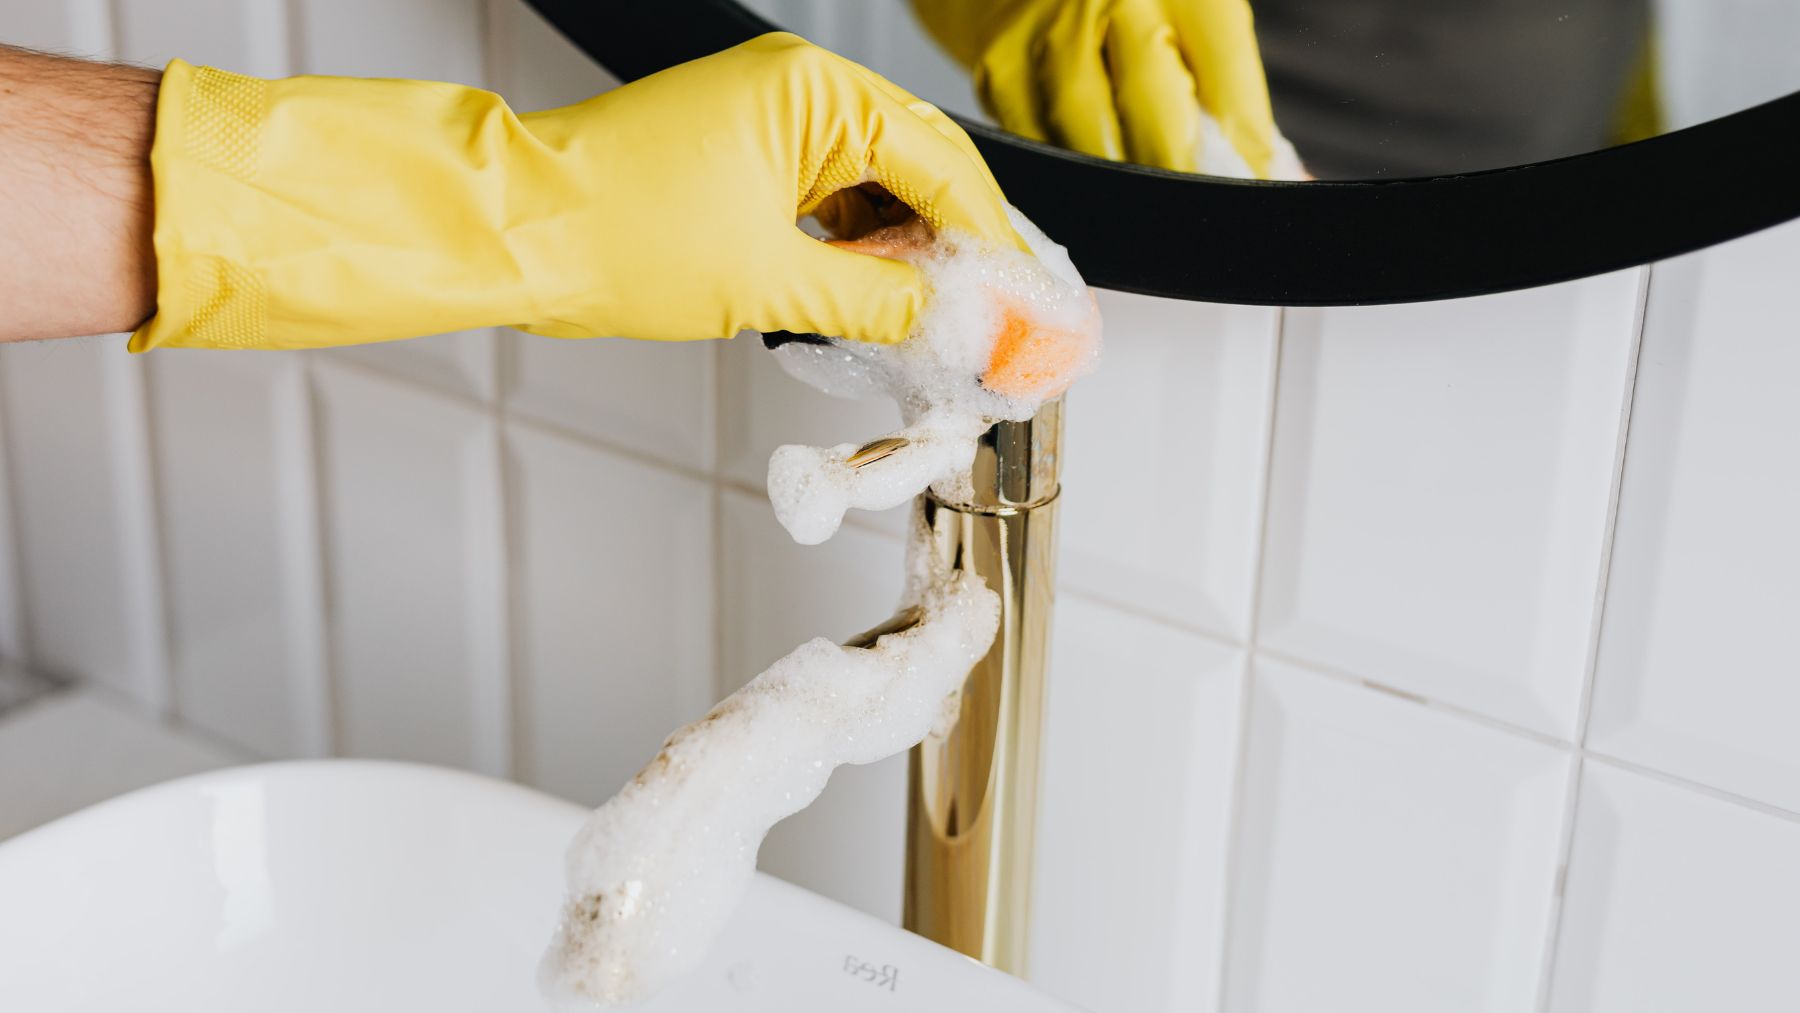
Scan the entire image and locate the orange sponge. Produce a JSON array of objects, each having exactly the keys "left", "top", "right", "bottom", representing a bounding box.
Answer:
[
  {"left": 829, "top": 223, "right": 1094, "bottom": 402},
  {"left": 979, "top": 295, "right": 1091, "bottom": 400}
]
